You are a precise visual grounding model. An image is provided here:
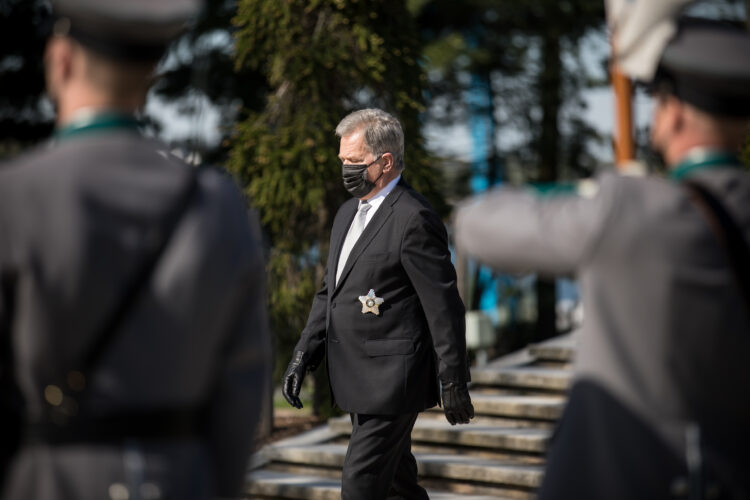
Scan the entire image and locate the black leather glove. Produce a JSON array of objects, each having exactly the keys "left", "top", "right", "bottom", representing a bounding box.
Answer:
[
  {"left": 282, "top": 351, "right": 307, "bottom": 409},
  {"left": 441, "top": 381, "right": 474, "bottom": 425}
]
